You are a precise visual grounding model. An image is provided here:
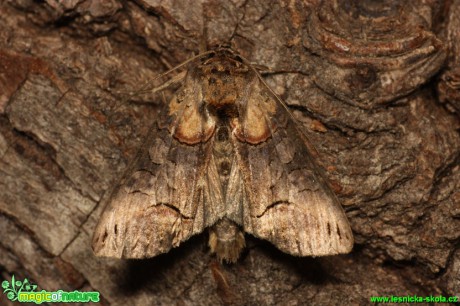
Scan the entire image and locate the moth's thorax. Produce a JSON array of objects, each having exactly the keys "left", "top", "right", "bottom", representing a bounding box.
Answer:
[
  {"left": 197, "top": 55, "right": 253, "bottom": 118},
  {"left": 168, "top": 52, "right": 278, "bottom": 145}
]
